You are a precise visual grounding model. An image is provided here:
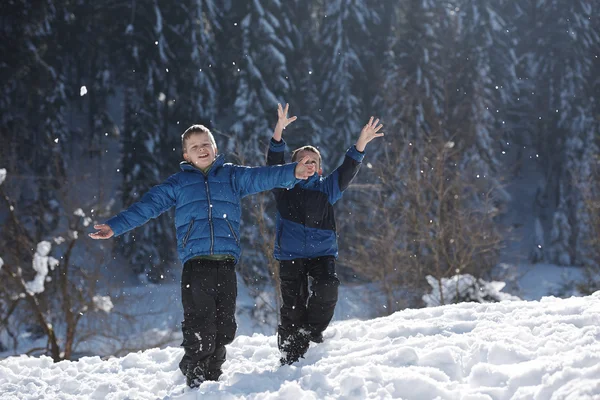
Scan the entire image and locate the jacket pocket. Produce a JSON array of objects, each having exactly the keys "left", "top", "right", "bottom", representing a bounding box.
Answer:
[
  {"left": 182, "top": 219, "right": 195, "bottom": 247},
  {"left": 225, "top": 219, "right": 239, "bottom": 245}
]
